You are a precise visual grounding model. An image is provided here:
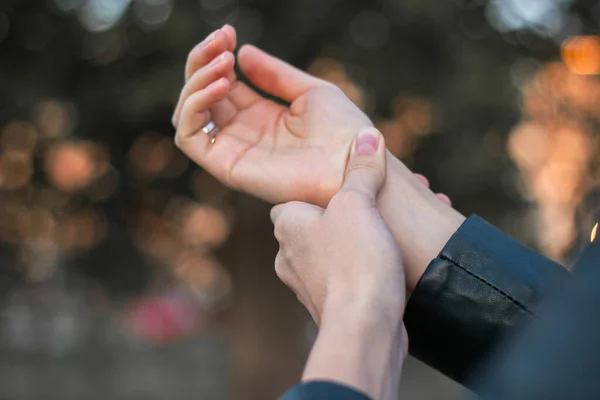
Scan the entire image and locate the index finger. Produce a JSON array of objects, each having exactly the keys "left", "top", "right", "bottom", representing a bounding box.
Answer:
[{"left": 185, "top": 29, "right": 229, "bottom": 81}]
